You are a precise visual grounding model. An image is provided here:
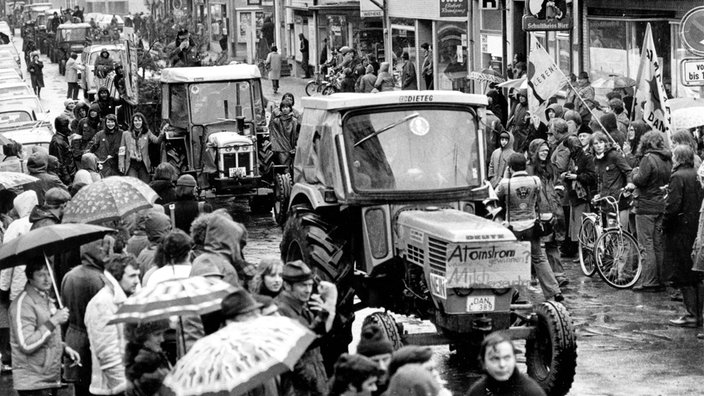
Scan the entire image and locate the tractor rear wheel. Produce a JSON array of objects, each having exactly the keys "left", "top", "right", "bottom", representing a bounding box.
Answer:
[
  {"left": 526, "top": 301, "right": 577, "bottom": 396},
  {"left": 257, "top": 134, "right": 274, "bottom": 179},
  {"left": 361, "top": 311, "right": 404, "bottom": 351},
  {"left": 281, "top": 204, "right": 355, "bottom": 374},
  {"left": 273, "top": 173, "right": 292, "bottom": 226}
]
